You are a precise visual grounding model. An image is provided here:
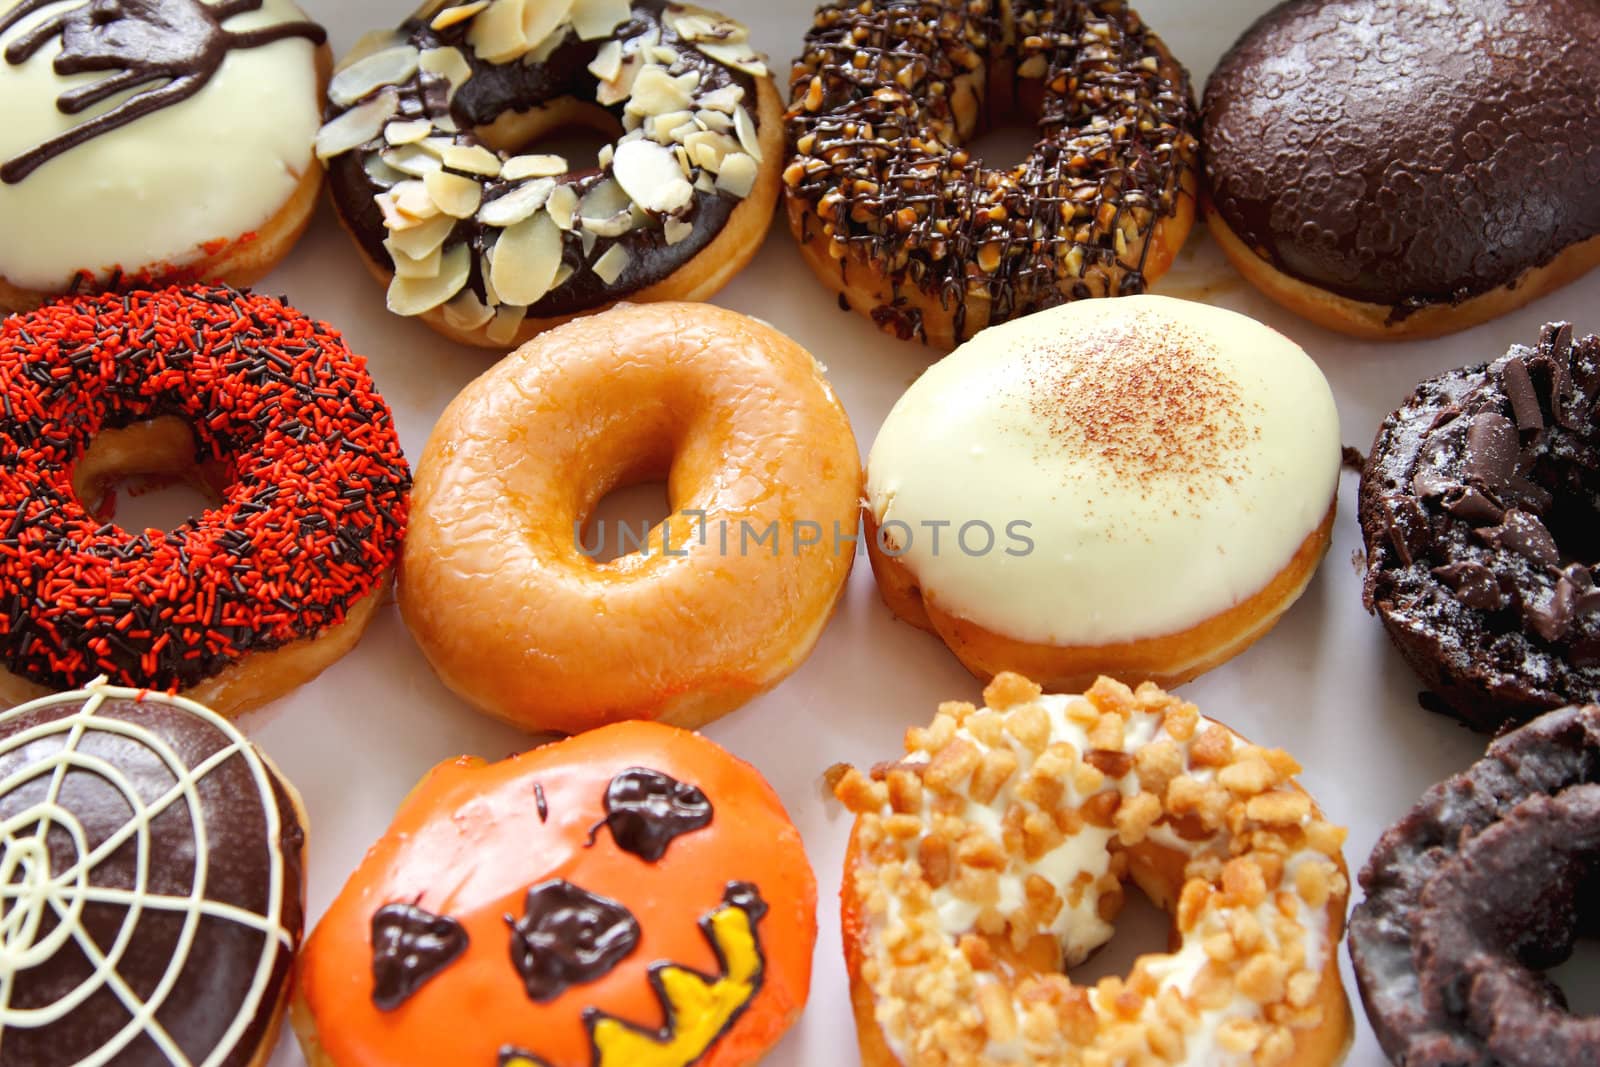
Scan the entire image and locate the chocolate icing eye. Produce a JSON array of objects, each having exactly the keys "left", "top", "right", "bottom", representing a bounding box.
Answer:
[
  {"left": 507, "top": 880, "right": 640, "bottom": 1002},
  {"left": 370, "top": 903, "right": 470, "bottom": 1011},
  {"left": 602, "top": 767, "right": 713, "bottom": 862}
]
